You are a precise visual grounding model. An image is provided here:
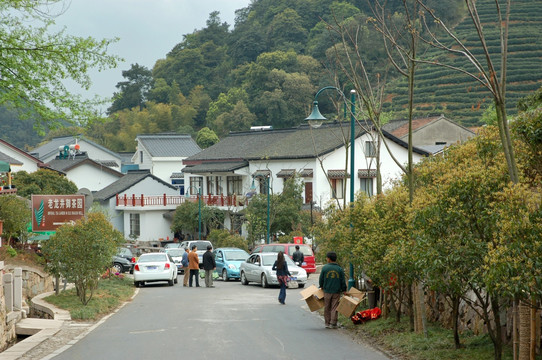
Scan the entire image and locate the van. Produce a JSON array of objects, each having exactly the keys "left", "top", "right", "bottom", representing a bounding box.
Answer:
[
  {"left": 251, "top": 243, "right": 316, "bottom": 275},
  {"left": 179, "top": 240, "right": 213, "bottom": 268}
]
